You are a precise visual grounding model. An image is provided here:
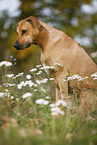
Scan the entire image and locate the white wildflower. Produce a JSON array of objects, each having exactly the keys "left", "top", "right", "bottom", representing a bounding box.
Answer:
[
  {"left": 35, "top": 99, "right": 44, "bottom": 105},
  {"left": 0, "top": 92, "right": 5, "bottom": 98},
  {"left": 36, "top": 71, "right": 42, "bottom": 75},
  {"left": 45, "top": 96, "right": 50, "bottom": 99},
  {"left": 43, "top": 100, "right": 49, "bottom": 105},
  {"left": 93, "top": 78, "right": 97, "bottom": 80},
  {"left": 0, "top": 61, "right": 6, "bottom": 67},
  {"left": 56, "top": 101, "right": 61, "bottom": 107},
  {"left": 91, "top": 72, "right": 97, "bottom": 78},
  {"left": 60, "top": 111, "right": 65, "bottom": 115},
  {"left": 26, "top": 75, "right": 31, "bottom": 79},
  {"left": 56, "top": 100, "right": 67, "bottom": 107},
  {"left": 49, "top": 78, "right": 54, "bottom": 81},
  {"left": 78, "top": 78, "right": 84, "bottom": 81},
  {"left": 5, "top": 92, "right": 10, "bottom": 97},
  {"left": 34, "top": 84, "right": 37, "bottom": 87},
  {"left": 40, "top": 66, "right": 54, "bottom": 70},
  {"left": 49, "top": 103, "right": 56, "bottom": 108},
  {"left": 28, "top": 81, "right": 34, "bottom": 87},
  {"left": 73, "top": 74, "right": 82, "bottom": 79},
  {"left": 22, "top": 92, "right": 32, "bottom": 99},
  {"left": 24, "top": 80, "right": 31, "bottom": 86},
  {"left": 41, "top": 78, "right": 48, "bottom": 83},
  {"left": 5, "top": 89, "right": 8, "bottom": 92},
  {"left": 61, "top": 101, "right": 67, "bottom": 107},
  {"left": 41, "top": 87, "right": 46, "bottom": 93},
  {"left": 36, "top": 64, "right": 42, "bottom": 68},
  {"left": 84, "top": 76, "right": 89, "bottom": 79},
  {"left": 11, "top": 96, "right": 14, "bottom": 99},
  {"left": 10, "top": 83, "right": 16, "bottom": 87},
  {"left": 36, "top": 78, "right": 48, "bottom": 84},
  {"left": 4, "top": 83, "right": 16, "bottom": 87},
  {"left": 73, "top": 74, "right": 80, "bottom": 79},
  {"left": 51, "top": 106, "right": 65, "bottom": 116},
  {"left": 51, "top": 112, "right": 59, "bottom": 116},
  {"left": 13, "top": 72, "right": 24, "bottom": 79},
  {"left": 33, "top": 89, "right": 38, "bottom": 92},
  {"left": 54, "top": 63, "right": 61, "bottom": 66},
  {"left": 17, "top": 81, "right": 25, "bottom": 89},
  {"left": 30, "top": 68, "right": 37, "bottom": 72},
  {"left": 17, "top": 80, "right": 34, "bottom": 89},
  {"left": 51, "top": 107, "right": 61, "bottom": 112},
  {"left": 0, "top": 61, "right": 12, "bottom": 67},
  {"left": 35, "top": 99, "right": 49, "bottom": 105},
  {"left": 67, "top": 76, "right": 72, "bottom": 80},
  {"left": 20, "top": 81, "right": 25, "bottom": 85},
  {"left": 5, "top": 74, "right": 14, "bottom": 78},
  {"left": 63, "top": 79, "right": 67, "bottom": 82},
  {"left": 16, "top": 98, "right": 19, "bottom": 101},
  {"left": 17, "top": 113, "right": 21, "bottom": 116},
  {"left": 17, "top": 84, "right": 22, "bottom": 89},
  {"left": 18, "top": 72, "right": 24, "bottom": 76},
  {"left": 50, "top": 101, "right": 66, "bottom": 116},
  {"left": 91, "top": 52, "right": 97, "bottom": 58},
  {"left": 5, "top": 62, "right": 12, "bottom": 66},
  {"left": 67, "top": 74, "right": 83, "bottom": 81}
]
